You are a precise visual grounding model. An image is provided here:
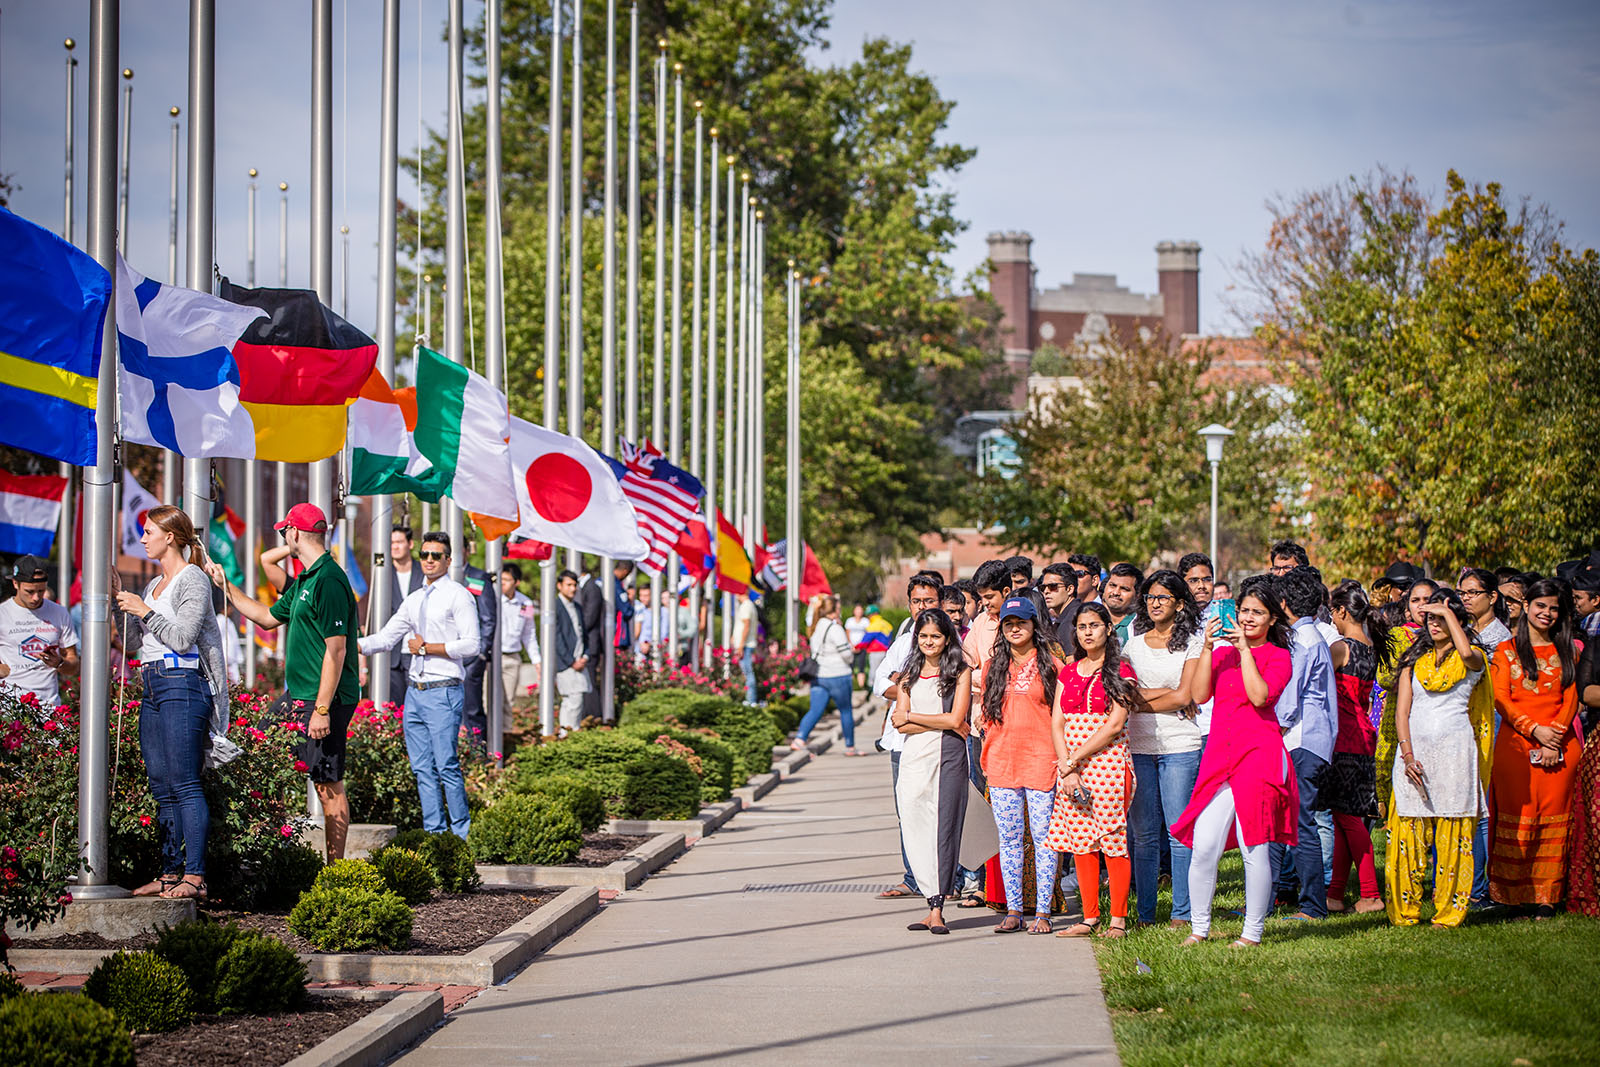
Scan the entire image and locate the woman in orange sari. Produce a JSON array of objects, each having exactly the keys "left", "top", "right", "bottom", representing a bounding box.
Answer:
[{"left": 1489, "top": 578, "right": 1582, "bottom": 915}]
